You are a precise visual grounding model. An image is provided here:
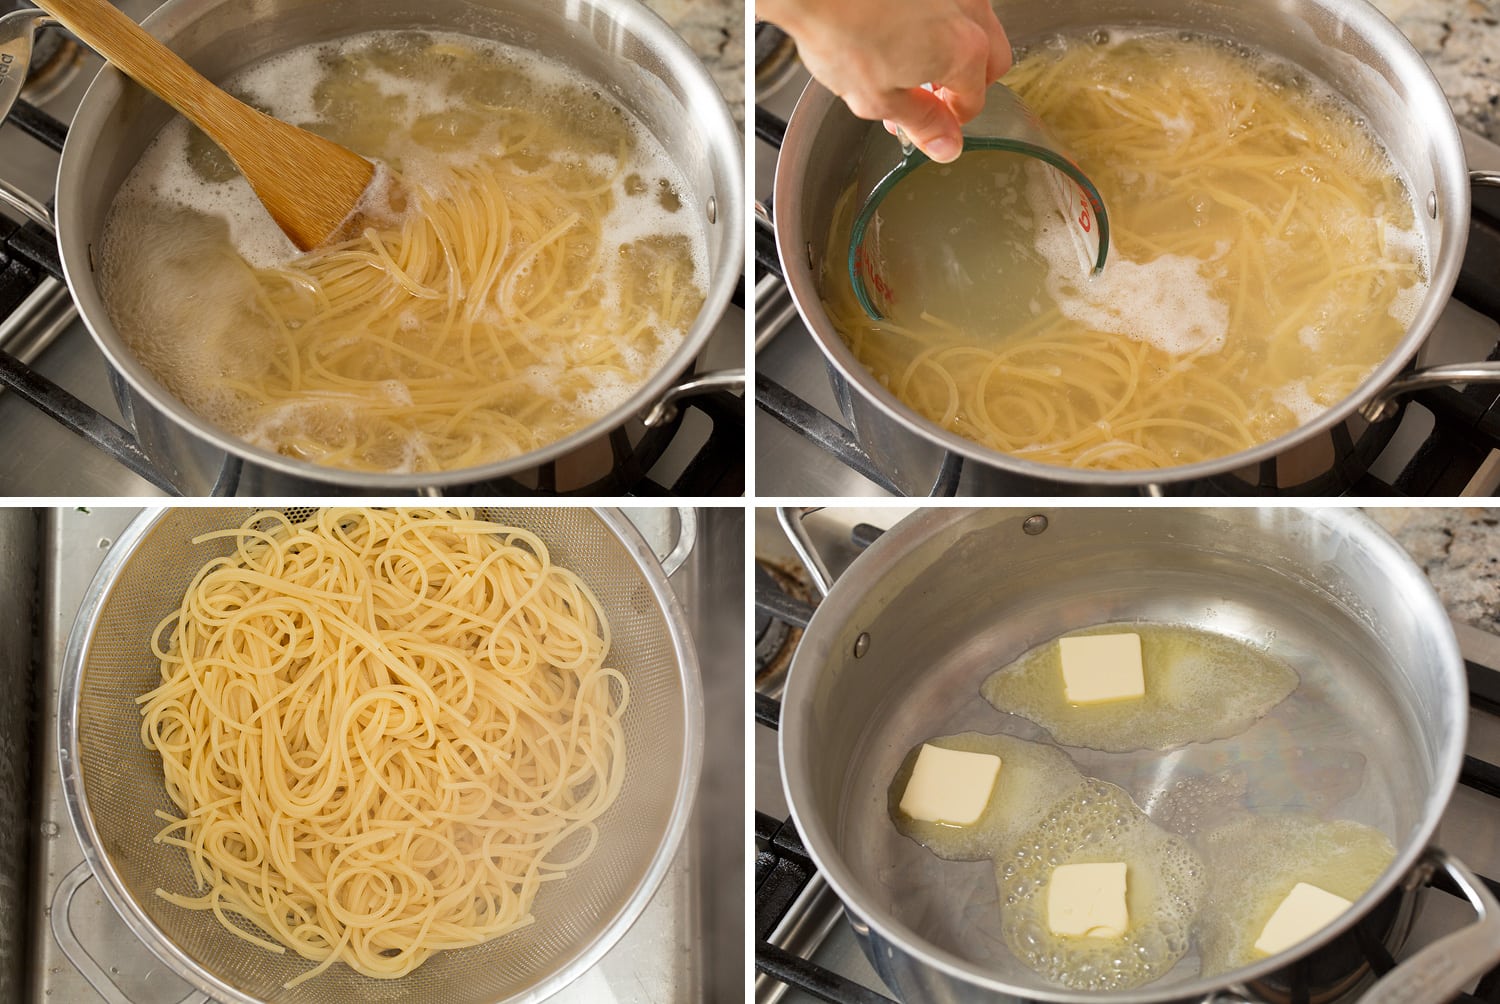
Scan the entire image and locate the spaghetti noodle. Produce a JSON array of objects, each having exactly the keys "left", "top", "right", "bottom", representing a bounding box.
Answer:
[
  {"left": 137, "top": 508, "right": 627, "bottom": 983},
  {"left": 99, "top": 31, "right": 706, "bottom": 474},
  {"left": 824, "top": 31, "right": 1428, "bottom": 470}
]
